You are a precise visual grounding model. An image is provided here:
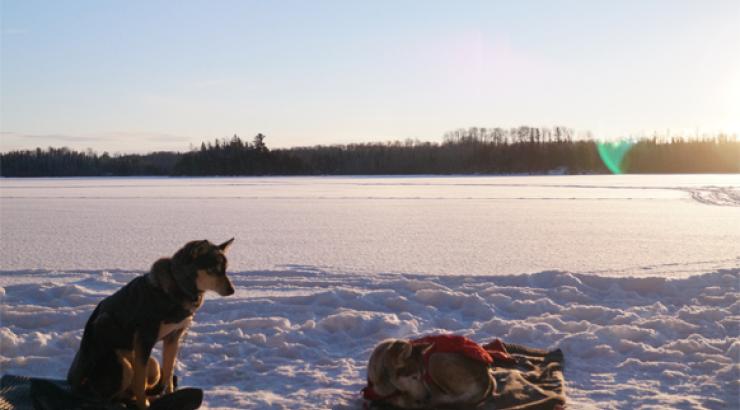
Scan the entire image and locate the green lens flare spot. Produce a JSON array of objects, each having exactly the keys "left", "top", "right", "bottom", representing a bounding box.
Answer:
[{"left": 597, "top": 140, "right": 634, "bottom": 174}]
